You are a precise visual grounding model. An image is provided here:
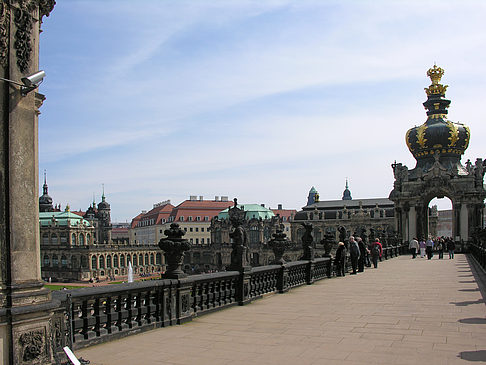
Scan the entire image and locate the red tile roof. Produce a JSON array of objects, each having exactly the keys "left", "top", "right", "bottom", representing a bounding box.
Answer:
[
  {"left": 271, "top": 209, "right": 297, "bottom": 220},
  {"left": 169, "top": 200, "right": 234, "bottom": 222}
]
